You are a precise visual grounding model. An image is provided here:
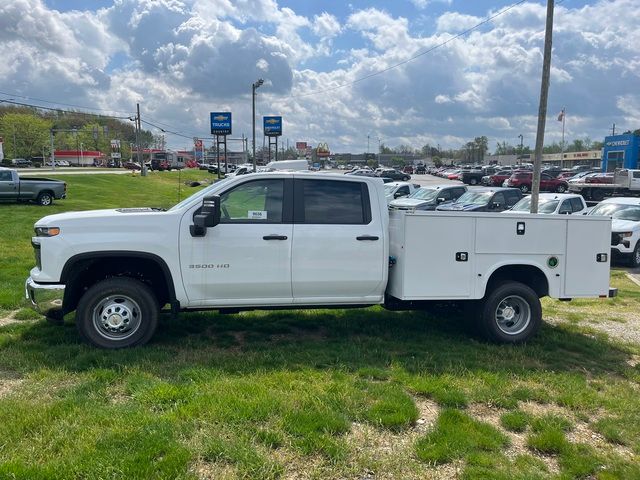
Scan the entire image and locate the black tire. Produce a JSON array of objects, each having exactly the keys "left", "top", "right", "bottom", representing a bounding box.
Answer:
[
  {"left": 555, "top": 184, "right": 567, "bottom": 193},
  {"left": 76, "top": 277, "right": 158, "bottom": 349},
  {"left": 470, "top": 178, "right": 478, "bottom": 185},
  {"left": 37, "top": 191, "right": 54, "bottom": 206},
  {"left": 478, "top": 281, "right": 541, "bottom": 344},
  {"left": 629, "top": 241, "right": 640, "bottom": 269},
  {"left": 520, "top": 184, "right": 529, "bottom": 193}
]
